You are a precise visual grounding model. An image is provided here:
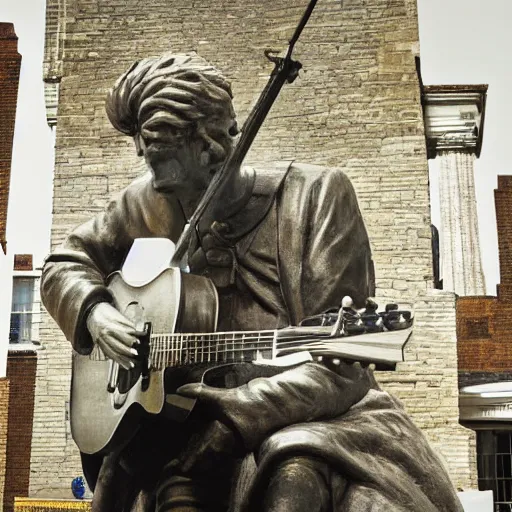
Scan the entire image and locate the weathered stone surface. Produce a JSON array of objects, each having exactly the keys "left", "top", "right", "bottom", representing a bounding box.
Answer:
[
  {"left": 439, "top": 152, "right": 485, "bottom": 296},
  {"left": 33, "top": 0, "right": 476, "bottom": 498}
]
